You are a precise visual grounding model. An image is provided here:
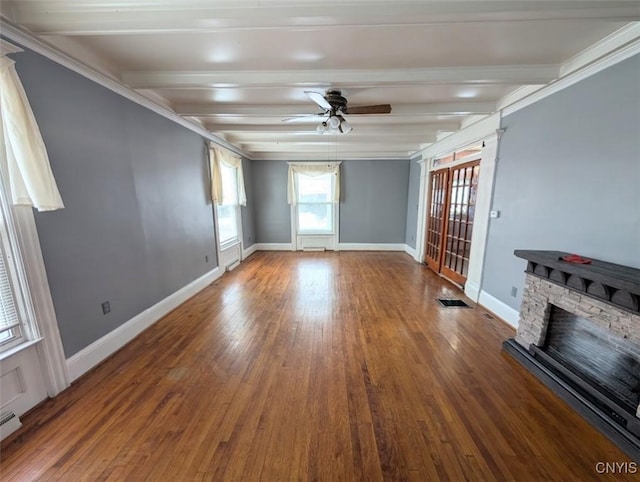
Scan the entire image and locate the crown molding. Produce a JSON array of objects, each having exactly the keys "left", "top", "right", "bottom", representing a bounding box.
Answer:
[
  {"left": 0, "top": 38, "right": 24, "bottom": 55},
  {"left": 0, "top": 19, "right": 249, "bottom": 159},
  {"left": 500, "top": 22, "right": 640, "bottom": 117}
]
